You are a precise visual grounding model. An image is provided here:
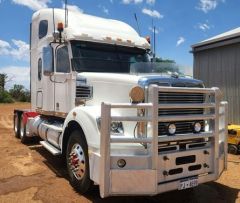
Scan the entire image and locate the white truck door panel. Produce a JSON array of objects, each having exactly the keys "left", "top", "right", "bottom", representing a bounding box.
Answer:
[
  {"left": 36, "top": 91, "right": 43, "bottom": 108},
  {"left": 54, "top": 45, "right": 75, "bottom": 113}
]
